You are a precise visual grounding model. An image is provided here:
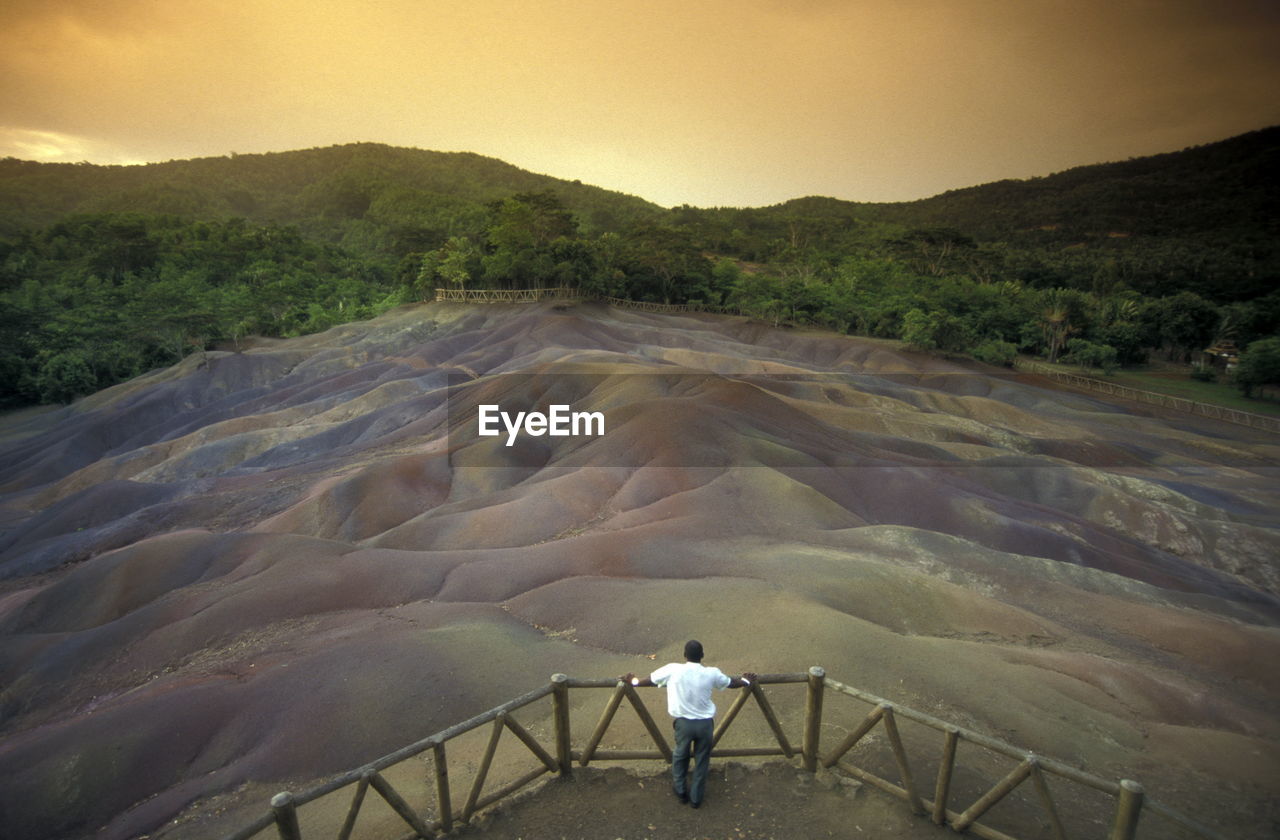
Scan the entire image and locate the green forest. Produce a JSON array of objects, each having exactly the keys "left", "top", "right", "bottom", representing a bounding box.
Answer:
[{"left": 2, "top": 128, "right": 1278, "bottom": 407}]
